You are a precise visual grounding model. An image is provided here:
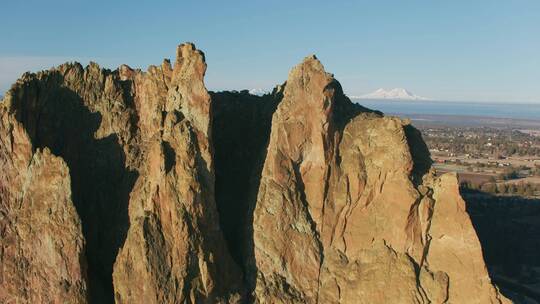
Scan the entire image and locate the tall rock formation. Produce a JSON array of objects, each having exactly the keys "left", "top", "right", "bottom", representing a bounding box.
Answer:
[
  {"left": 0, "top": 43, "right": 510, "bottom": 303},
  {"left": 0, "top": 43, "right": 242, "bottom": 304},
  {"left": 112, "top": 43, "right": 243, "bottom": 304},
  {"left": 428, "top": 173, "right": 508, "bottom": 304},
  {"left": 248, "top": 55, "right": 509, "bottom": 303},
  {"left": 0, "top": 111, "right": 88, "bottom": 303},
  {"left": 2, "top": 59, "right": 141, "bottom": 302}
]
